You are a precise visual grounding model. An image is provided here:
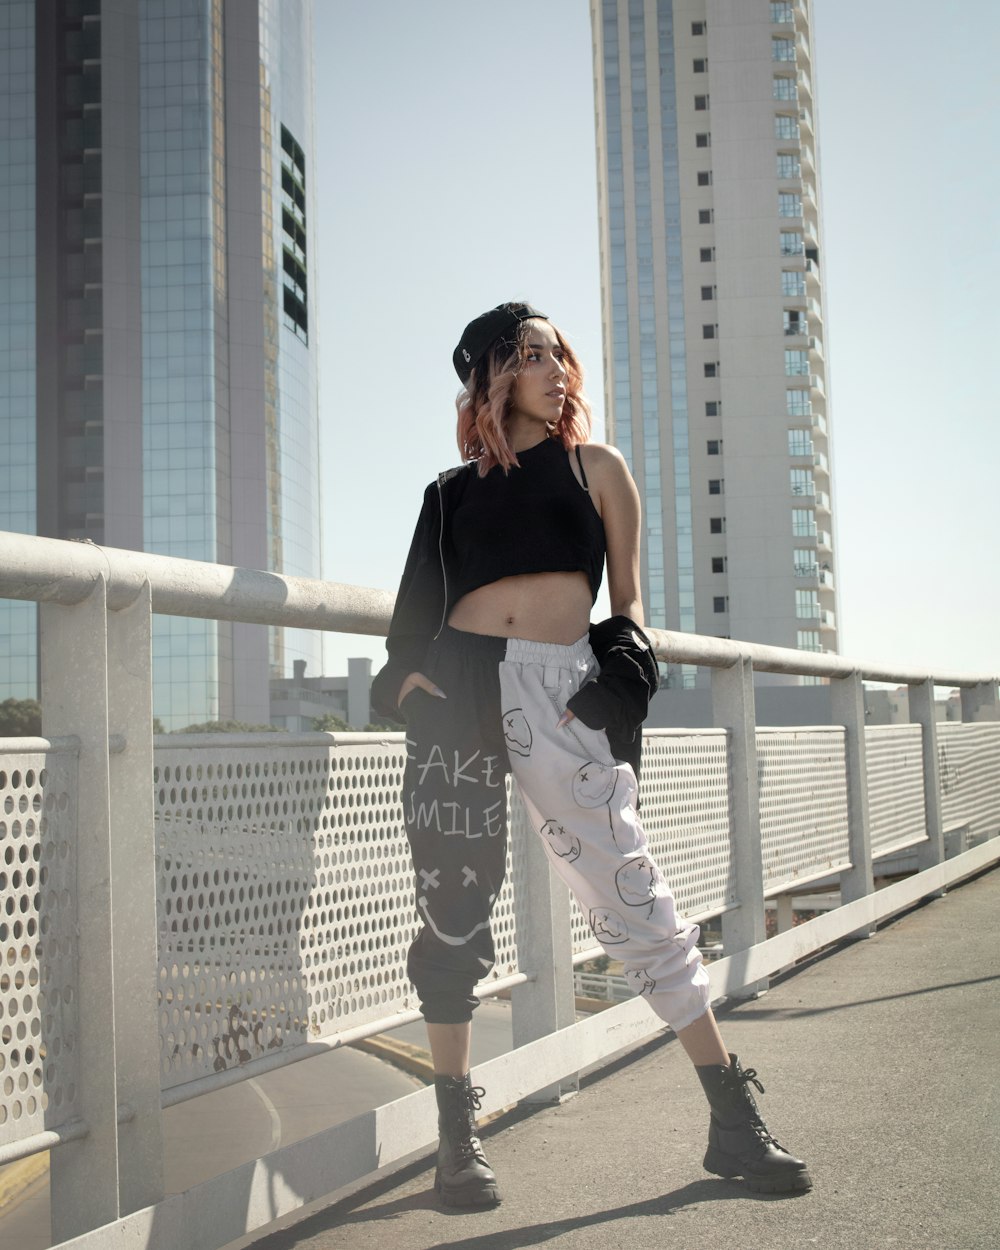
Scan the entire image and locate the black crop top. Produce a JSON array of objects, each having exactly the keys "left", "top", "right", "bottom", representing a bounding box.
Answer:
[{"left": 448, "top": 436, "right": 606, "bottom": 604}]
